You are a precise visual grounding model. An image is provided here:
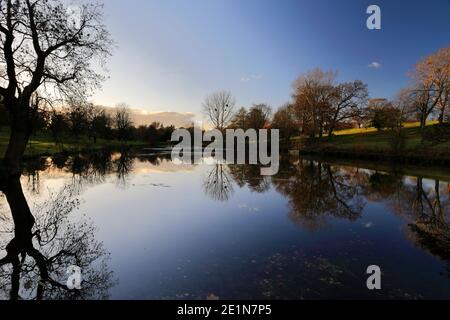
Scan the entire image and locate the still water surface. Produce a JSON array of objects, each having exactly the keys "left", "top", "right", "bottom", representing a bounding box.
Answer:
[{"left": 0, "top": 149, "right": 450, "bottom": 300}]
